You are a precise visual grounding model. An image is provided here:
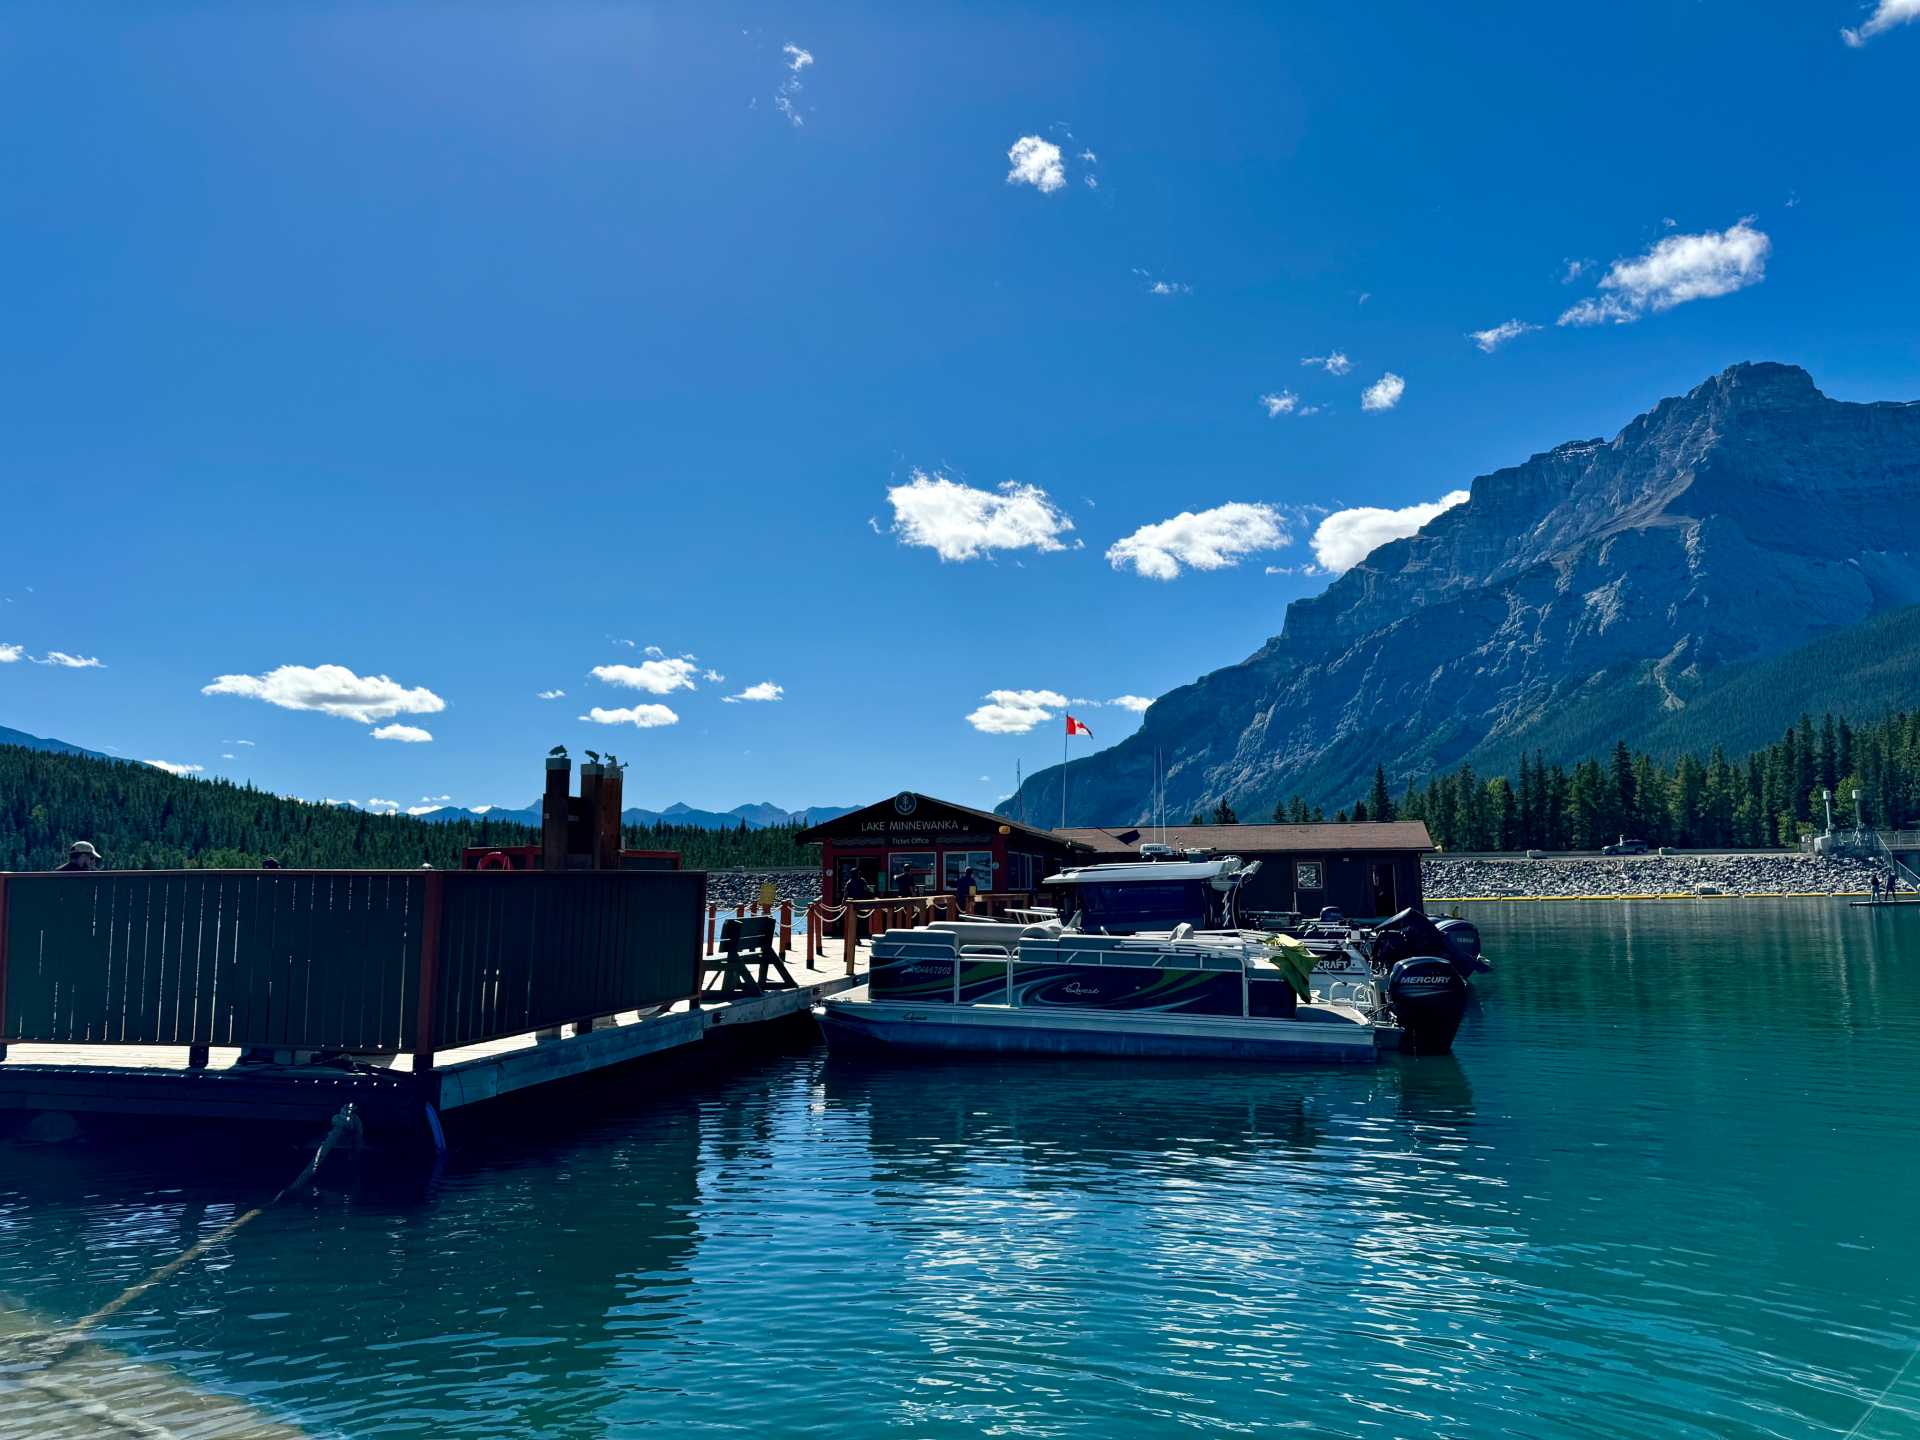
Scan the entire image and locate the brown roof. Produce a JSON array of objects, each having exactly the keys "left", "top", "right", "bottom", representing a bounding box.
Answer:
[
  {"left": 796, "top": 792, "right": 1092, "bottom": 851},
  {"left": 1056, "top": 820, "right": 1434, "bottom": 855}
]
